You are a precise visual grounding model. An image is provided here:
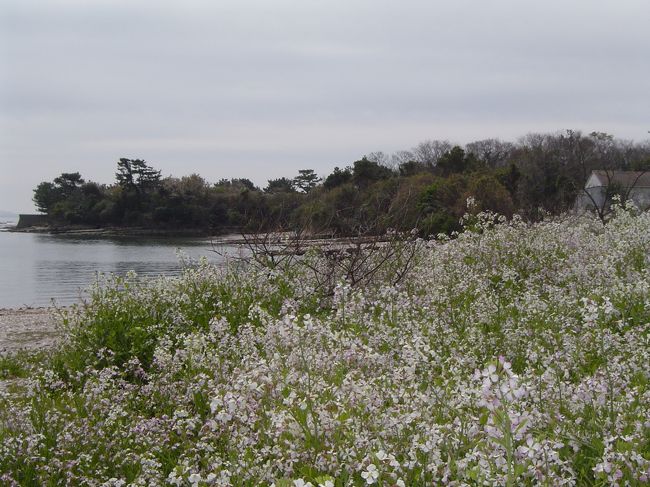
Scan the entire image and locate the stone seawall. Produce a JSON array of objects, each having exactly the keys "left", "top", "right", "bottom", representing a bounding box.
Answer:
[{"left": 16, "top": 214, "right": 50, "bottom": 229}]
